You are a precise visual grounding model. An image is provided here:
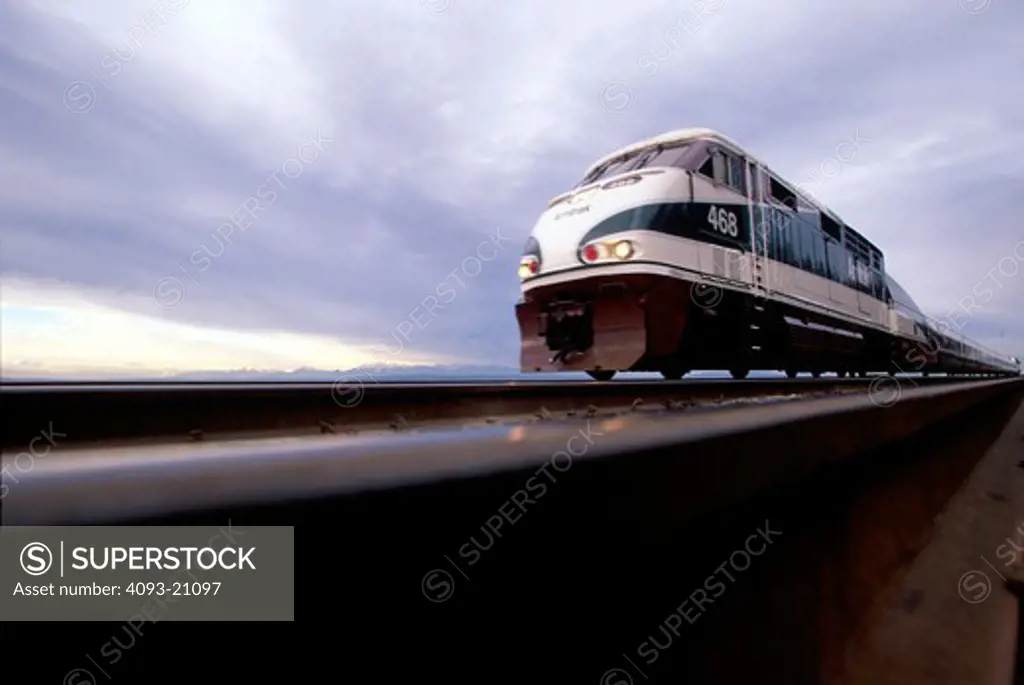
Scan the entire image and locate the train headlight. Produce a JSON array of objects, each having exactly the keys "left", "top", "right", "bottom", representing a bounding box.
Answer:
[
  {"left": 519, "top": 256, "right": 539, "bottom": 280},
  {"left": 580, "top": 240, "right": 636, "bottom": 264}
]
